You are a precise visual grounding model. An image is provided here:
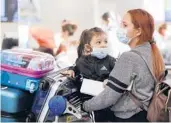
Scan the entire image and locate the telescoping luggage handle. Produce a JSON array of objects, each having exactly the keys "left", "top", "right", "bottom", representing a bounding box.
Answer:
[{"left": 46, "top": 66, "right": 74, "bottom": 76}]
